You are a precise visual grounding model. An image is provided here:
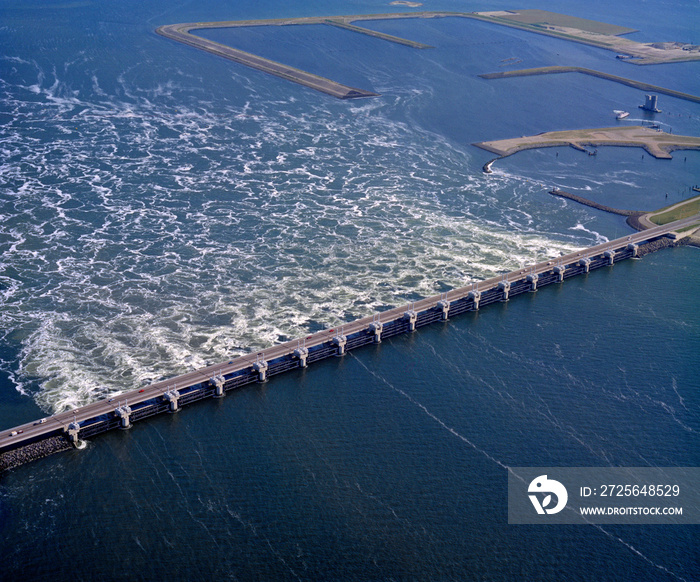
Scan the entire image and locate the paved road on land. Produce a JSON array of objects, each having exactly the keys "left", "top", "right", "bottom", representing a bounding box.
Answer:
[{"left": 636, "top": 197, "right": 700, "bottom": 229}]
